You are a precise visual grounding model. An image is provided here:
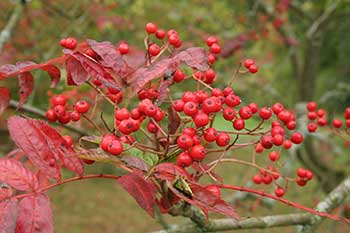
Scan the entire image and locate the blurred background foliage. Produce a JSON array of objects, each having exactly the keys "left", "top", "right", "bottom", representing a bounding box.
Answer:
[{"left": 1, "top": 0, "right": 350, "bottom": 232}]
